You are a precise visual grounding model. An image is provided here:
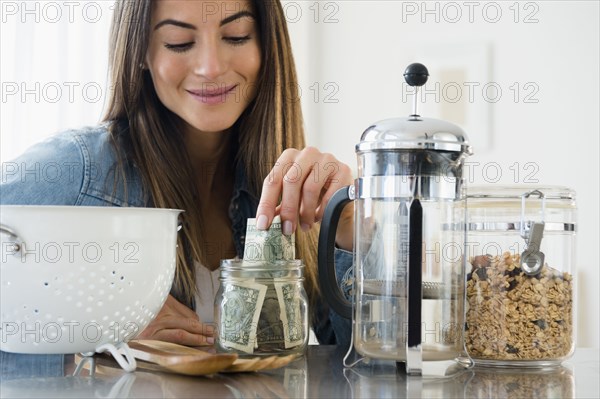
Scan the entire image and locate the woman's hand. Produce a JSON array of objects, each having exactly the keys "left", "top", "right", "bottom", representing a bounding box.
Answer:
[
  {"left": 137, "top": 295, "right": 214, "bottom": 346},
  {"left": 256, "top": 147, "right": 354, "bottom": 251}
]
